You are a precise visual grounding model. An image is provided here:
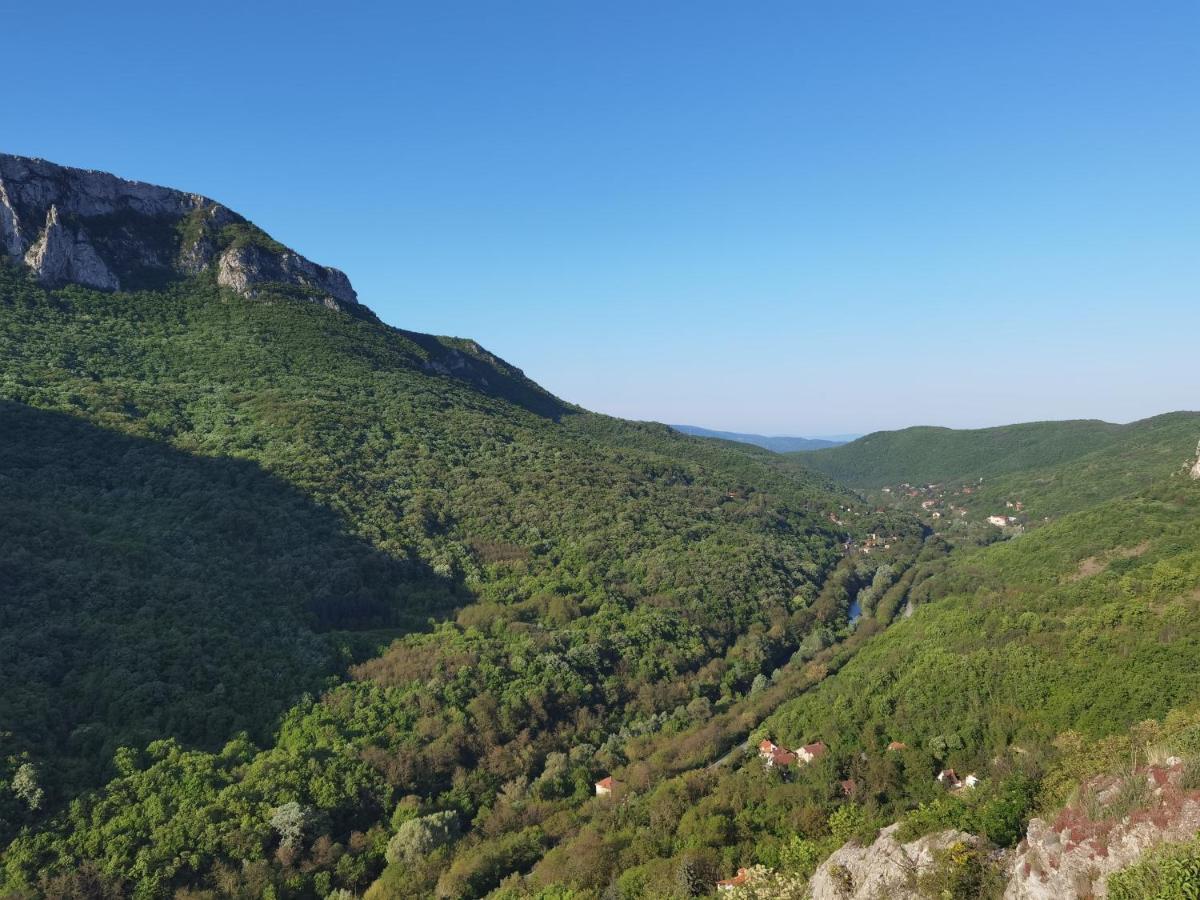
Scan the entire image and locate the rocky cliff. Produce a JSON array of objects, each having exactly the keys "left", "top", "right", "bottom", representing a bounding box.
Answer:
[
  {"left": 803, "top": 760, "right": 1200, "bottom": 900},
  {"left": 807, "top": 824, "right": 986, "bottom": 899},
  {"left": 1003, "top": 759, "right": 1200, "bottom": 899},
  {"left": 0, "top": 154, "right": 359, "bottom": 310}
]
